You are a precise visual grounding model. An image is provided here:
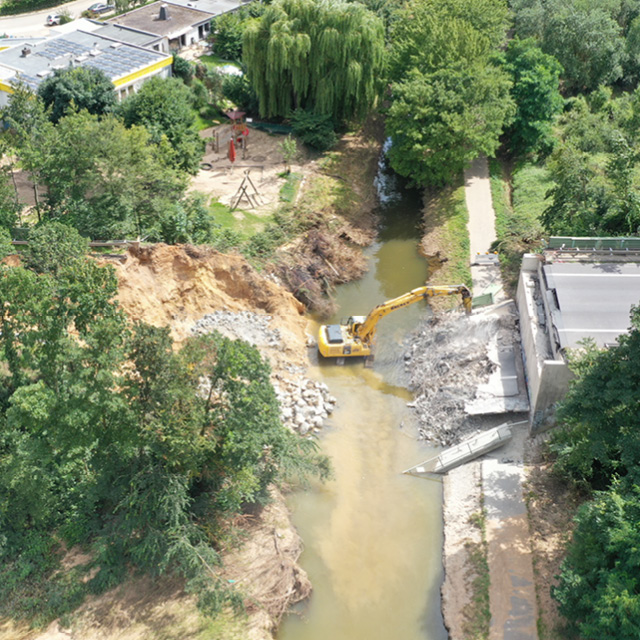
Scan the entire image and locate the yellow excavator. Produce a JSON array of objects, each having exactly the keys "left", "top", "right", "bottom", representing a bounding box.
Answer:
[{"left": 317, "top": 284, "right": 472, "bottom": 359}]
